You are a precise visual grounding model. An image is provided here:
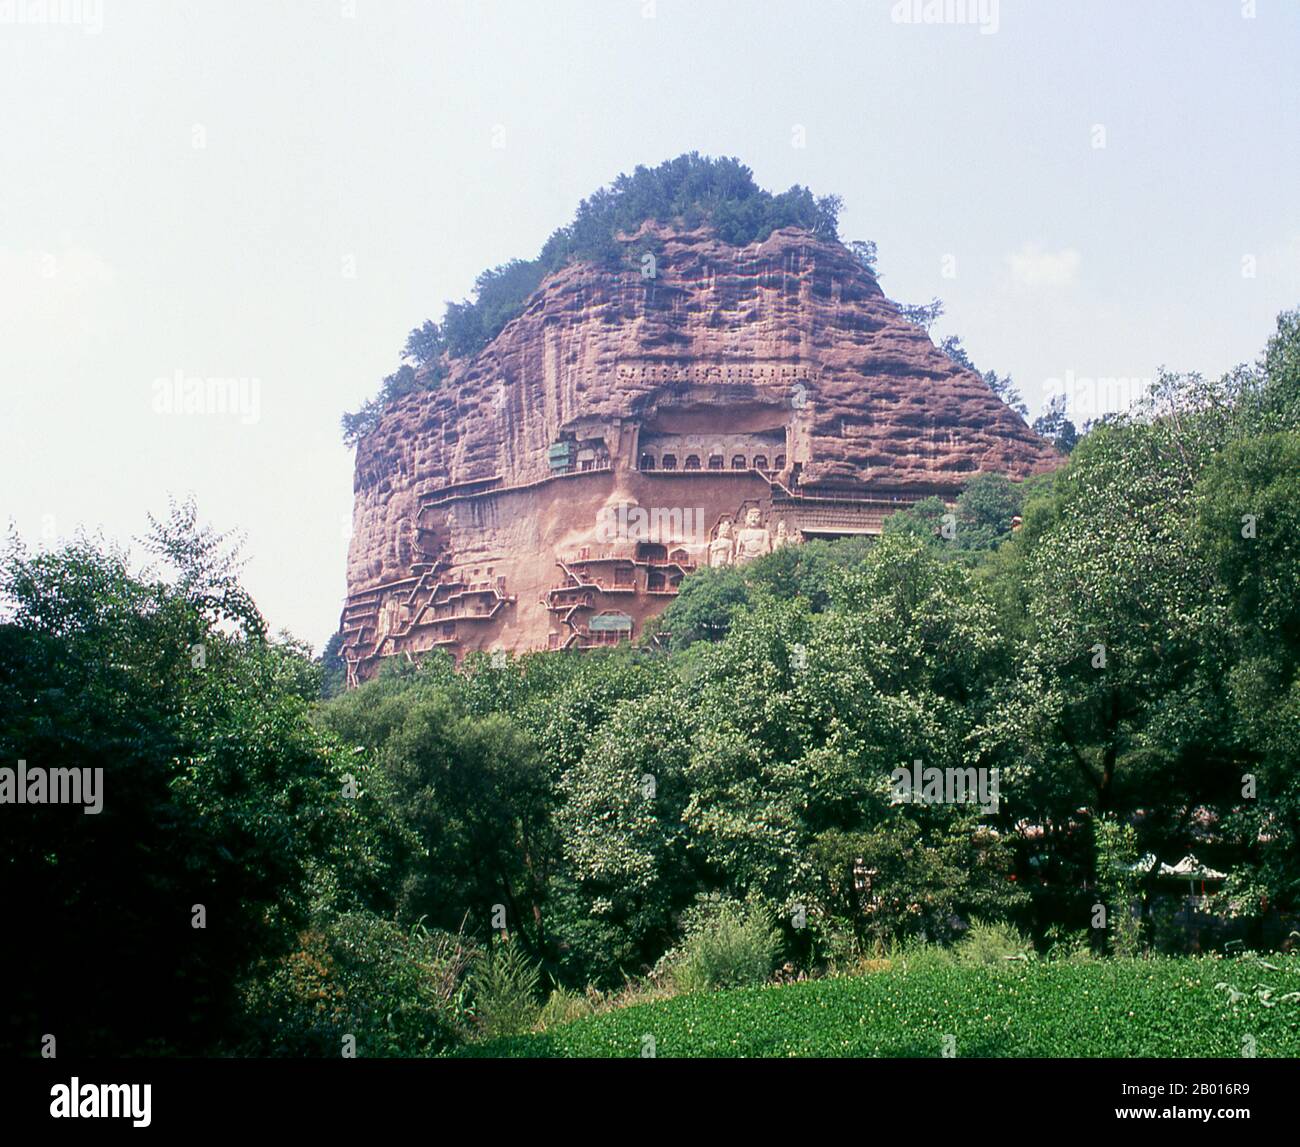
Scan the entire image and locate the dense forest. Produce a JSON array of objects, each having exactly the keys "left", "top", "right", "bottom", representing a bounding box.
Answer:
[{"left": 3, "top": 311, "right": 1298, "bottom": 1057}]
